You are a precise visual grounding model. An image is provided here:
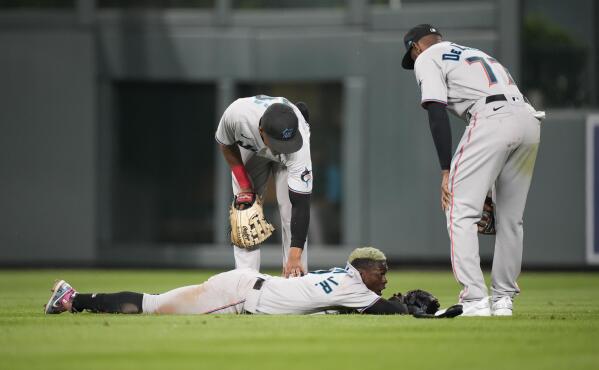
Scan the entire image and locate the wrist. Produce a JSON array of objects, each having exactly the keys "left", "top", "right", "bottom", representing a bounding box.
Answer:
[{"left": 289, "top": 246, "right": 303, "bottom": 258}]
